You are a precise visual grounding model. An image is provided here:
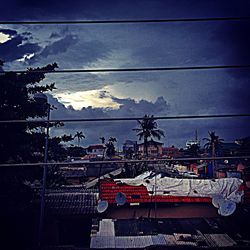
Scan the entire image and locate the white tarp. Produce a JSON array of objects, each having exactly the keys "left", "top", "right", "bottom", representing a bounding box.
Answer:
[{"left": 115, "top": 175, "right": 243, "bottom": 203}]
